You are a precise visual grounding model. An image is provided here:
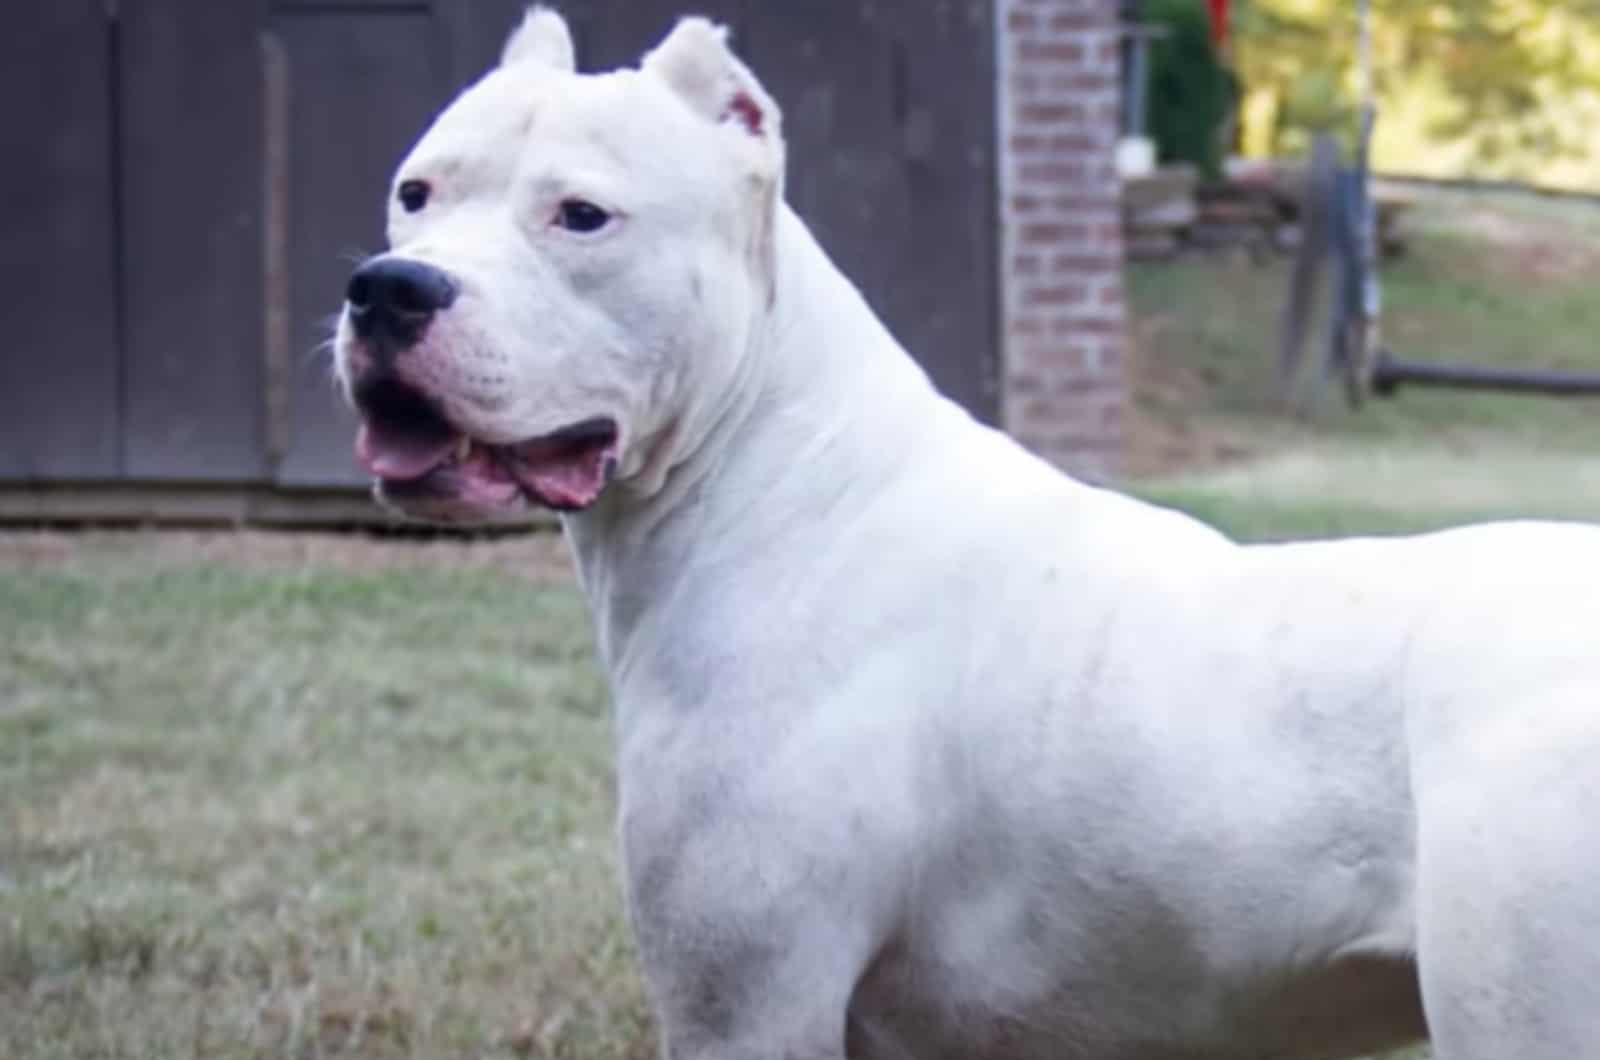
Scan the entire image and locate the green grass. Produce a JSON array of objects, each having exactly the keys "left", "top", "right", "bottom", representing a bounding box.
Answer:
[
  {"left": 1131, "top": 441, "right": 1600, "bottom": 541},
  {"left": 0, "top": 536, "right": 651, "bottom": 1059},
  {"left": 1125, "top": 183, "right": 1600, "bottom": 543},
  {"left": 1125, "top": 186, "right": 1600, "bottom": 446}
]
